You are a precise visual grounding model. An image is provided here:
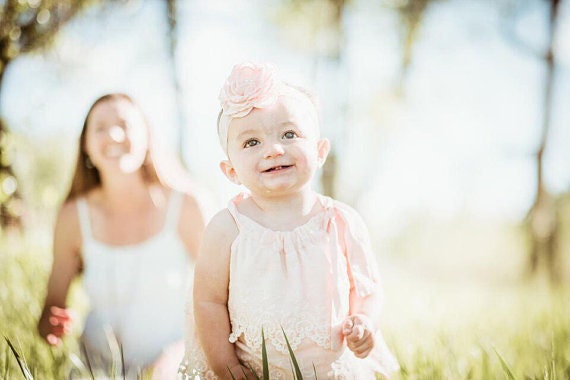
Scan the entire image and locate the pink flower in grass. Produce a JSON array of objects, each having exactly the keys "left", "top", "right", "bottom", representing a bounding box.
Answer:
[{"left": 219, "top": 62, "right": 280, "bottom": 118}]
